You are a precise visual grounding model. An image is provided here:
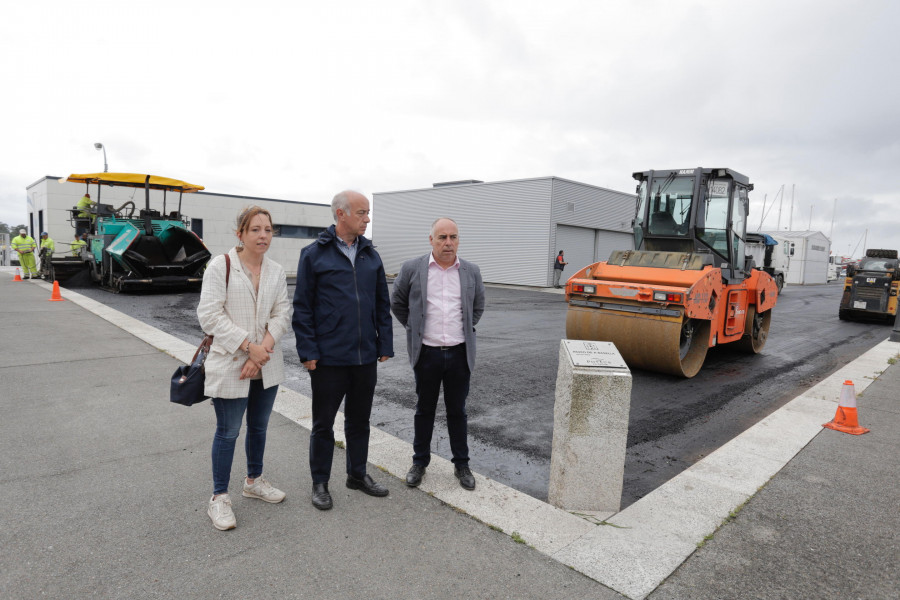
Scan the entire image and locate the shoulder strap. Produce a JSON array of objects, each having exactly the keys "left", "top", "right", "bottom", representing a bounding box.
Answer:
[
  {"left": 196, "top": 254, "right": 231, "bottom": 352},
  {"left": 224, "top": 253, "right": 231, "bottom": 289}
]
